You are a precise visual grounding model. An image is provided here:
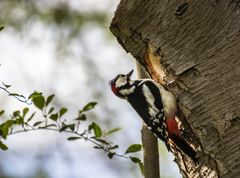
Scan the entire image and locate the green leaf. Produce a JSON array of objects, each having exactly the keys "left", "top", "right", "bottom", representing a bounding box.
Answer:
[
  {"left": 2, "top": 82, "right": 10, "bottom": 88},
  {"left": 22, "top": 107, "right": 29, "bottom": 117},
  {"left": 28, "top": 91, "right": 42, "bottom": 99},
  {"left": 107, "top": 152, "right": 115, "bottom": 159},
  {"left": 45, "top": 94, "right": 54, "bottom": 106},
  {"left": 9, "top": 93, "right": 20, "bottom": 97},
  {"left": 33, "top": 121, "right": 43, "bottom": 127},
  {"left": 49, "top": 113, "right": 58, "bottom": 121},
  {"left": 106, "top": 128, "right": 121, "bottom": 135},
  {"left": 13, "top": 110, "right": 20, "bottom": 117},
  {"left": 81, "top": 102, "right": 97, "bottom": 112},
  {"left": 130, "top": 156, "right": 141, "bottom": 163},
  {"left": 95, "top": 138, "right": 110, "bottom": 145},
  {"left": 0, "top": 120, "right": 14, "bottom": 139},
  {"left": 67, "top": 137, "right": 81, "bottom": 141},
  {"left": 88, "top": 122, "right": 102, "bottom": 138},
  {"left": 32, "top": 95, "right": 45, "bottom": 110},
  {"left": 0, "top": 26, "right": 4, "bottom": 31},
  {"left": 76, "top": 114, "right": 86, "bottom": 121},
  {"left": 67, "top": 124, "right": 75, "bottom": 131},
  {"left": 27, "top": 112, "right": 35, "bottom": 122},
  {"left": 0, "top": 140, "right": 8, "bottom": 150},
  {"left": 15, "top": 117, "right": 24, "bottom": 125},
  {"left": 60, "top": 124, "right": 75, "bottom": 132},
  {"left": 125, "top": 144, "right": 142, "bottom": 154},
  {"left": 93, "top": 146, "right": 103, "bottom": 149},
  {"left": 0, "top": 110, "right": 4, "bottom": 116},
  {"left": 59, "top": 107, "right": 67, "bottom": 117},
  {"left": 48, "top": 107, "right": 54, "bottom": 115},
  {"left": 59, "top": 125, "right": 67, "bottom": 132},
  {"left": 109, "top": 145, "right": 119, "bottom": 150}
]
